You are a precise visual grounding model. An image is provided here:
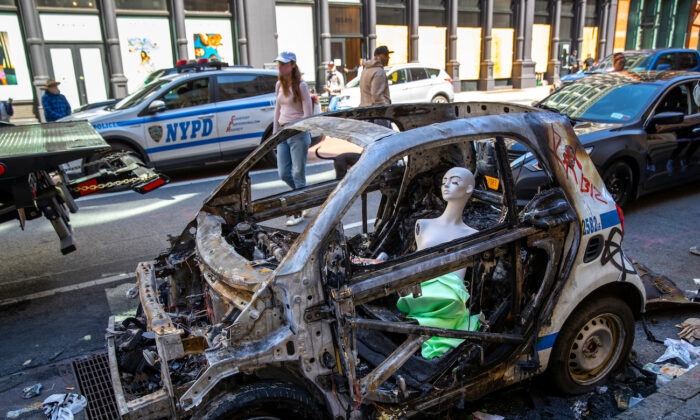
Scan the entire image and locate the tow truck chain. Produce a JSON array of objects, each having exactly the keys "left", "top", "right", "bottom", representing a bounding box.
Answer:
[{"left": 71, "top": 175, "right": 157, "bottom": 193}]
